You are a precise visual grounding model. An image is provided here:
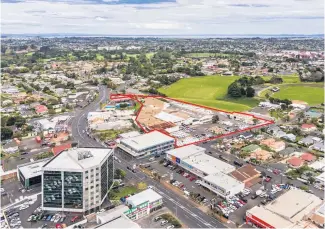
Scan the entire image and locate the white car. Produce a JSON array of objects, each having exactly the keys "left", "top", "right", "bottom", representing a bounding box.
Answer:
[
  {"left": 167, "top": 225, "right": 175, "bottom": 229},
  {"left": 148, "top": 185, "right": 153, "bottom": 189},
  {"left": 19, "top": 205, "right": 29, "bottom": 211}
]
